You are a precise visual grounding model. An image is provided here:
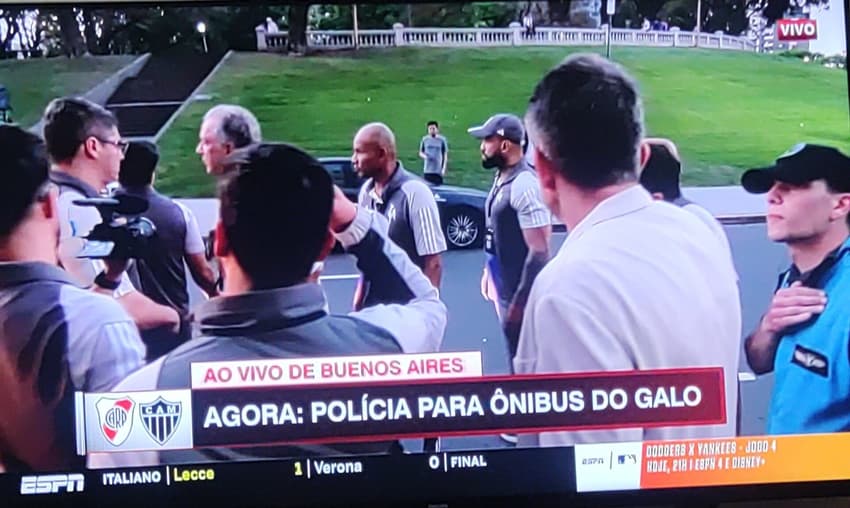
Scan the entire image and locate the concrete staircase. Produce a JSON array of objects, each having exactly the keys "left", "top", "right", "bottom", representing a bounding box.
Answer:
[{"left": 104, "top": 45, "right": 224, "bottom": 139}]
